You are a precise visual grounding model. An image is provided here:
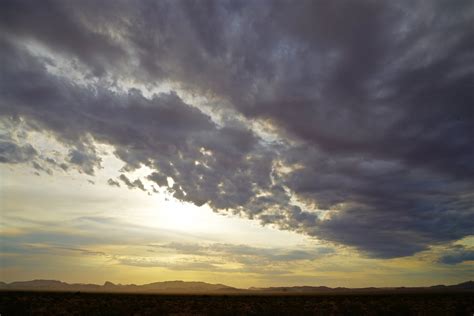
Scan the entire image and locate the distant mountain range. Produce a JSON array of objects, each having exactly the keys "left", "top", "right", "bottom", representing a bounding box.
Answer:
[
  {"left": 0, "top": 280, "right": 236, "bottom": 293},
  {"left": 0, "top": 280, "right": 472, "bottom": 294}
]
